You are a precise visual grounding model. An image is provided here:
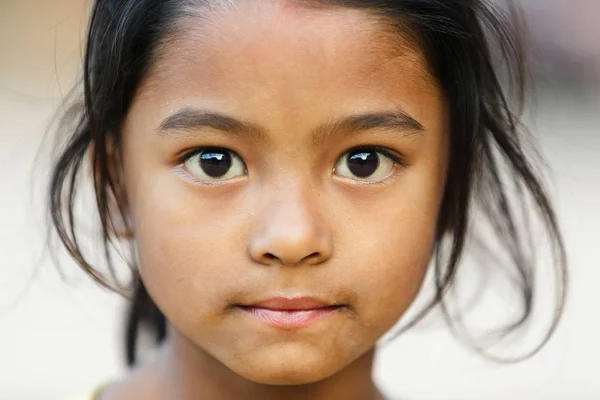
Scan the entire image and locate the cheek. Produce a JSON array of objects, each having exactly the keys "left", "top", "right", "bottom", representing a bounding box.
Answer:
[
  {"left": 346, "top": 213, "right": 435, "bottom": 330},
  {"left": 353, "top": 227, "right": 433, "bottom": 327},
  {"left": 337, "top": 167, "right": 444, "bottom": 333},
  {"left": 125, "top": 165, "right": 248, "bottom": 321}
]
